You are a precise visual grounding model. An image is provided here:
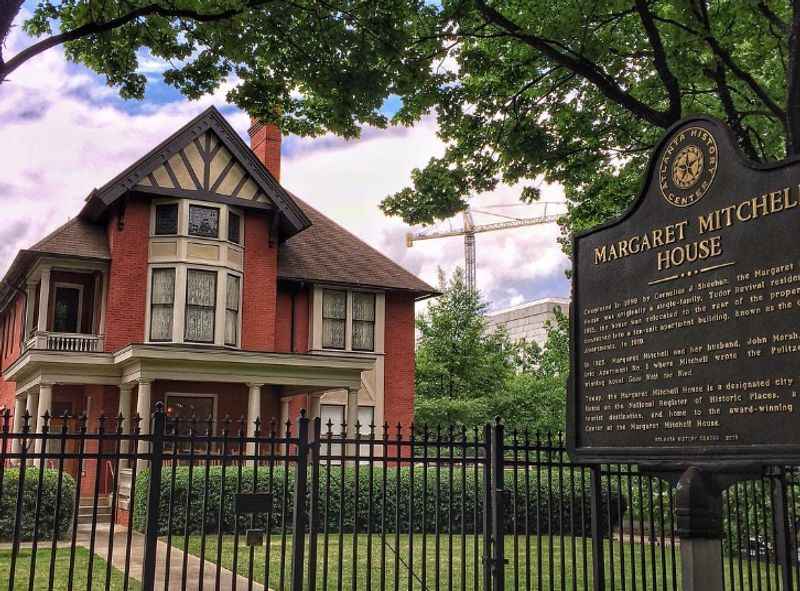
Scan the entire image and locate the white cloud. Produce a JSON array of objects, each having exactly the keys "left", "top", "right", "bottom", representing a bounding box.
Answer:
[{"left": 0, "top": 16, "right": 570, "bottom": 317}]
